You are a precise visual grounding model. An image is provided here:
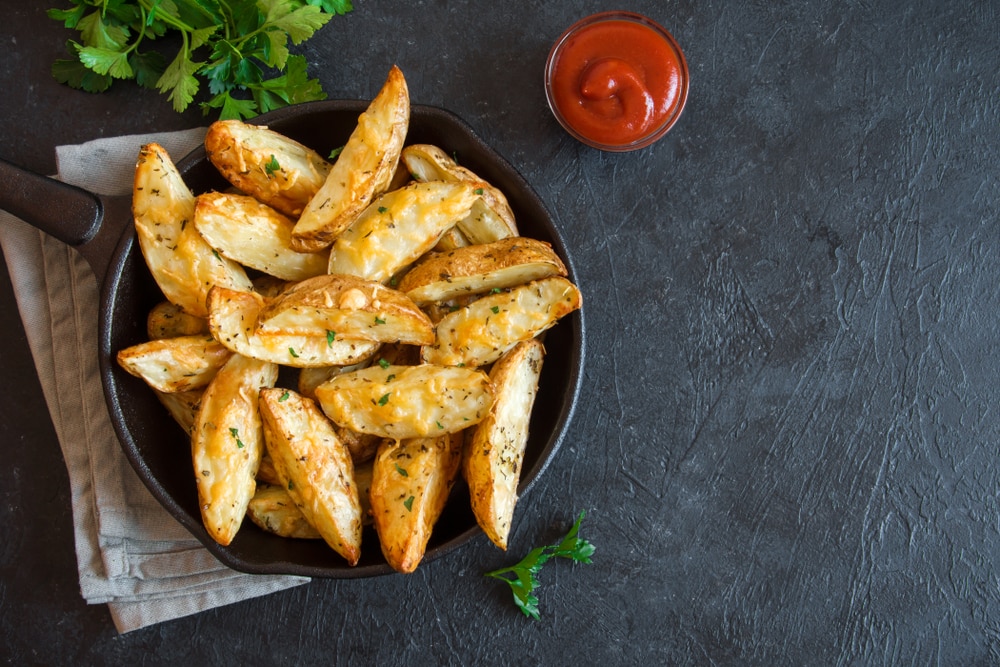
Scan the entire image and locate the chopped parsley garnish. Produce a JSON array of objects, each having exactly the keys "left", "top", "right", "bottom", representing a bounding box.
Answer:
[
  {"left": 264, "top": 154, "right": 280, "bottom": 177},
  {"left": 394, "top": 463, "right": 408, "bottom": 477},
  {"left": 377, "top": 392, "right": 391, "bottom": 406},
  {"left": 403, "top": 496, "right": 415, "bottom": 511},
  {"left": 229, "top": 427, "right": 244, "bottom": 448},
  {"left": 485, "top": 510, "right": 595, "bottom": 620}
]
